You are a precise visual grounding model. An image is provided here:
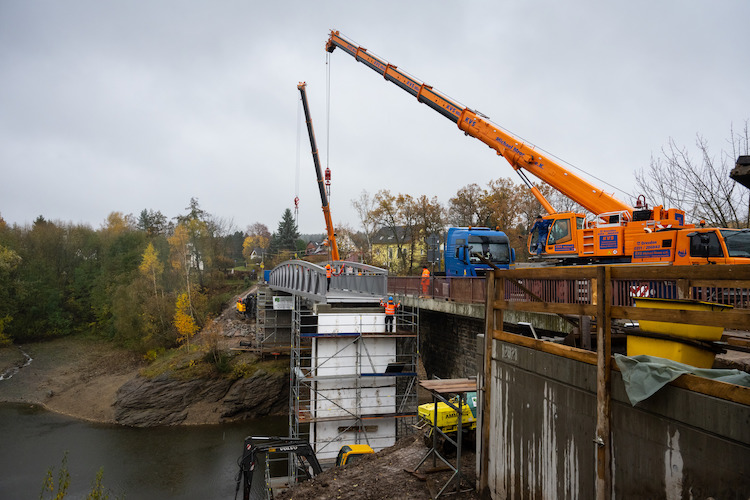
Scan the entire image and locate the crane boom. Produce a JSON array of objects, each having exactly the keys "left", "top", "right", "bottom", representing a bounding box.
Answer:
[
  {"left": 324, "top": 30, "right": 750, "bottom": 267},
  {"left": 325, "top": 30, "right": 632, "bottom": 216},
  {"left": 298, "top": 82, "right": 339, "bottom": 261}
]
